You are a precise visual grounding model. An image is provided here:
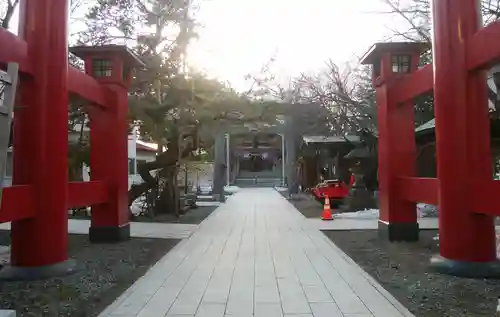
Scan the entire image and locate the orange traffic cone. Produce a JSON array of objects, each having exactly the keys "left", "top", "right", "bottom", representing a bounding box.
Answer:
[{"left": 321, "top": 195, "right": 333, "bottom": 221}]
